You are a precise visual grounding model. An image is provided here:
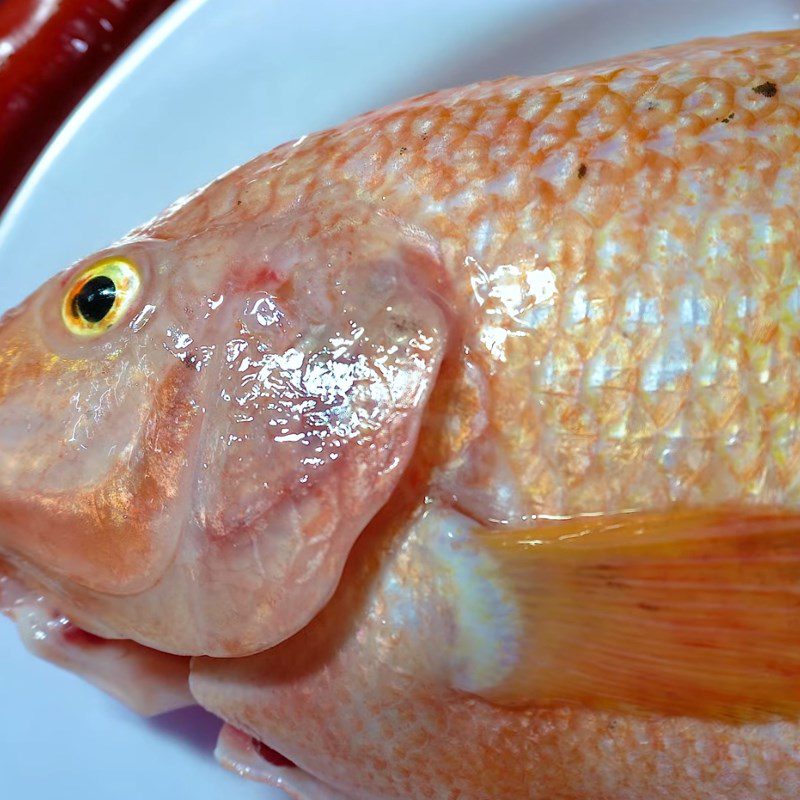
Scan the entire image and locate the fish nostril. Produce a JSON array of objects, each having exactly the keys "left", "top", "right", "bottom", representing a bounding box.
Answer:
[{"left": 253, "top": 738, "right": 297, "bottom": 768}]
